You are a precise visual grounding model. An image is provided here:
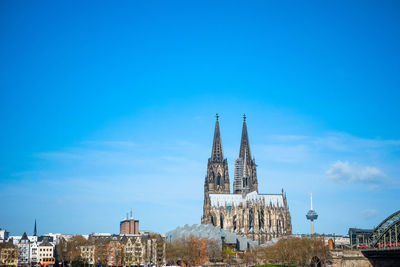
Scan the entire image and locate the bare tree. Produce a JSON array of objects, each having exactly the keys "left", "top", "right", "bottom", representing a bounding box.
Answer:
[
  {"left": 263, "top": 237, "right": 330, "bottom": 266},
  {"left": 56, "top": 237, "right": 68, "bottom": 266},
  {"left": 206, "top": 239, "right": 221, "bottom": 263},
  {"left": 92, "top": 237, "right": 110, "bottom": 267}
]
